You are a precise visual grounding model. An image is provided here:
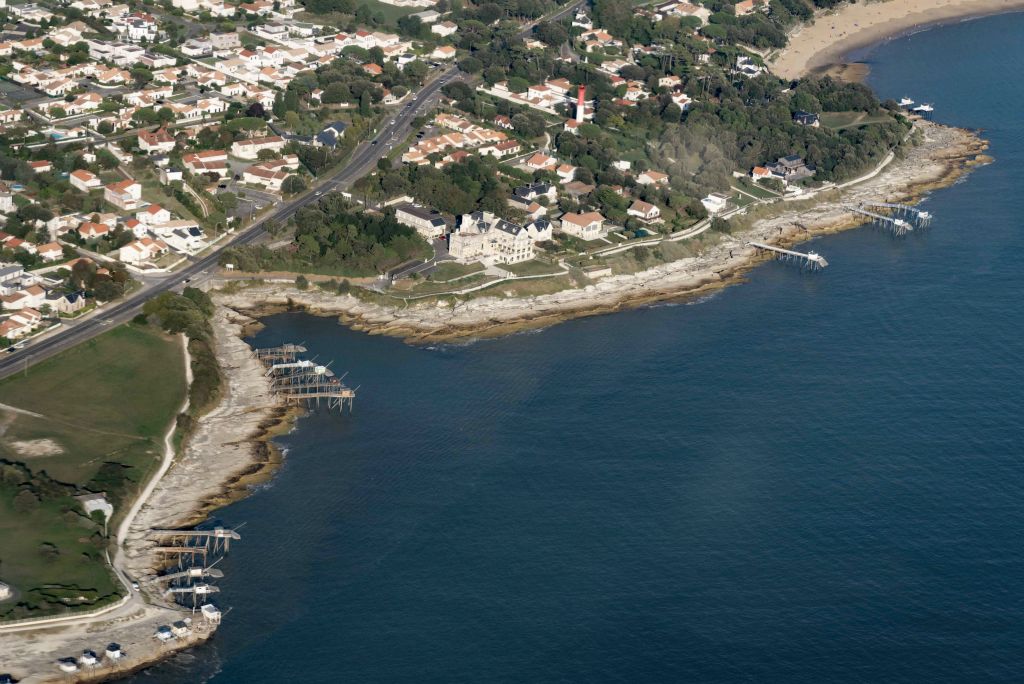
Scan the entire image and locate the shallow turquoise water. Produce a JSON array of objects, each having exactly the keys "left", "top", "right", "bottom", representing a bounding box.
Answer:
[{"left": 136, "top": 13, "right": 1024, "bottom": 683}]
